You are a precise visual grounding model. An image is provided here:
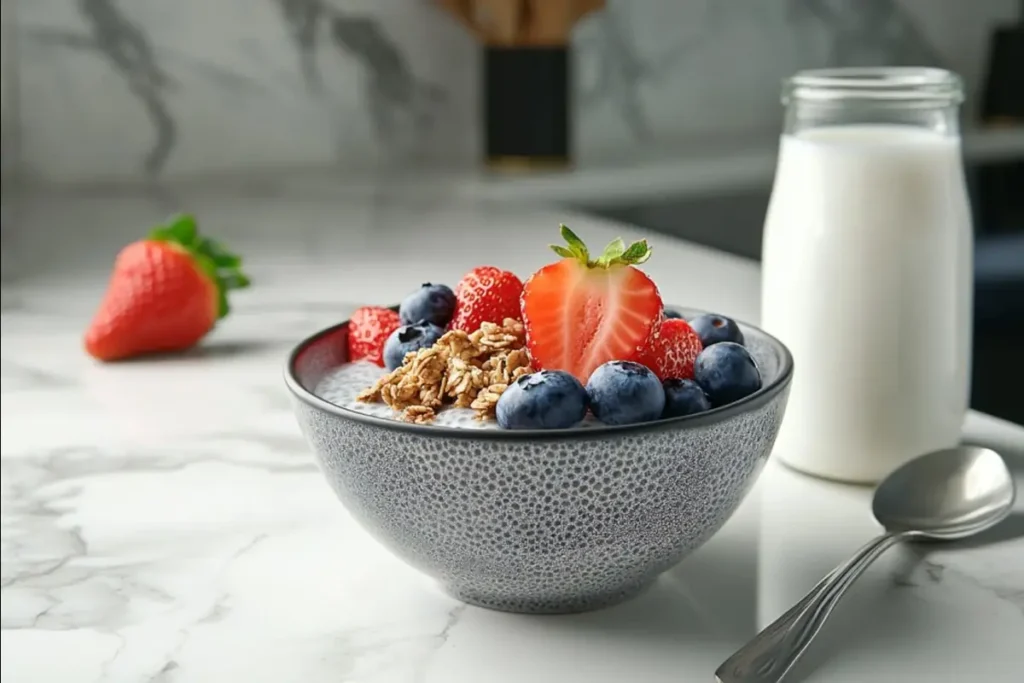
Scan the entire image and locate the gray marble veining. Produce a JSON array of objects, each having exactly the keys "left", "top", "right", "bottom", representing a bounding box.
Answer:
[
  {"left": 5, "top": 0, "right": 1015, "bottom": 184},
  {"left": 788, "top": 0, "right": 943, "bottom": 67},
  {"left": 275, "top": 0, "right": 326, "bottom": 93},
  {"left": 275, "top": 0, "right": 448, "bottom": 154},
  {"left": 329, "top": 9, "right": 447, "bottom": 156},
  {"left": 577, "top": 3, "right": 690, "bottom": 142},
  {"left": 27, "top": 0, "right": 176, "bottom": 175}
]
